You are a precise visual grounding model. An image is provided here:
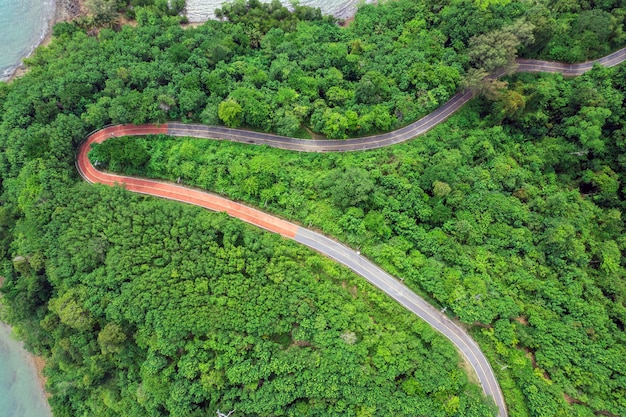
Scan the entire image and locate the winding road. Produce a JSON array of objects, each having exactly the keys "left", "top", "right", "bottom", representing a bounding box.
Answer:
[{"left": 76, "top": 48, "right": 626, "bottom": 417}]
